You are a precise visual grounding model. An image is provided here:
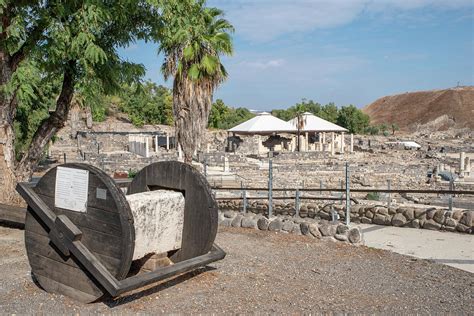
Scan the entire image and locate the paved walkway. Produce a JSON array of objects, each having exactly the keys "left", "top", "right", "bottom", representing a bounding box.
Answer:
[{"left": 358, "top": 224, "right": 474, "bottom": 273}]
